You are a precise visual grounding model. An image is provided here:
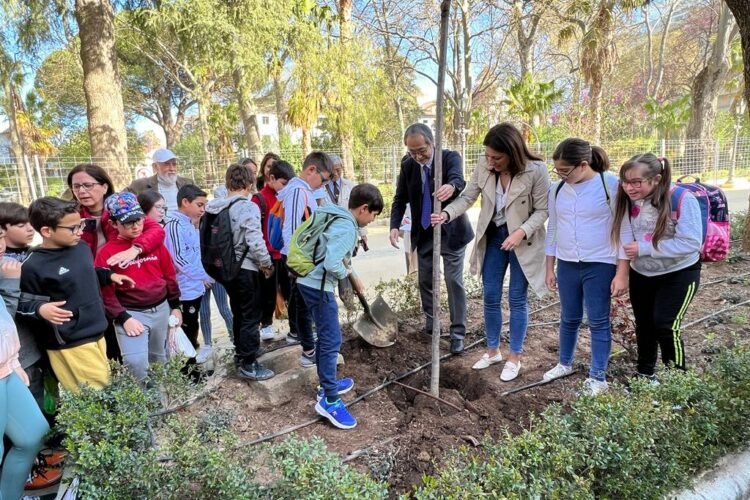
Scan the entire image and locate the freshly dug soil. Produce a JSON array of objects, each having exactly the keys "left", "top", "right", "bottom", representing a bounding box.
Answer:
[{"left": 185, "top": 254, "right": 750, "bottom": 494}]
